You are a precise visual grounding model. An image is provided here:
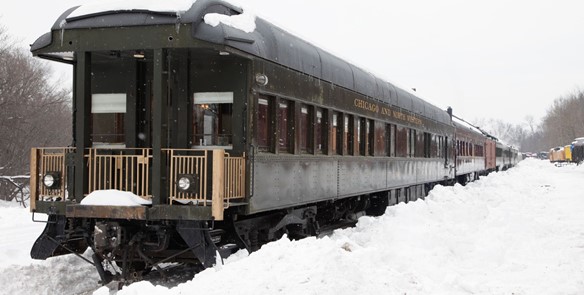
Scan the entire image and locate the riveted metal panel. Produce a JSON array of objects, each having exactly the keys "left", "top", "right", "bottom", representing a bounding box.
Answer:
[{"left": 250, "top": 155, "right": 337, "bottom": 213}]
